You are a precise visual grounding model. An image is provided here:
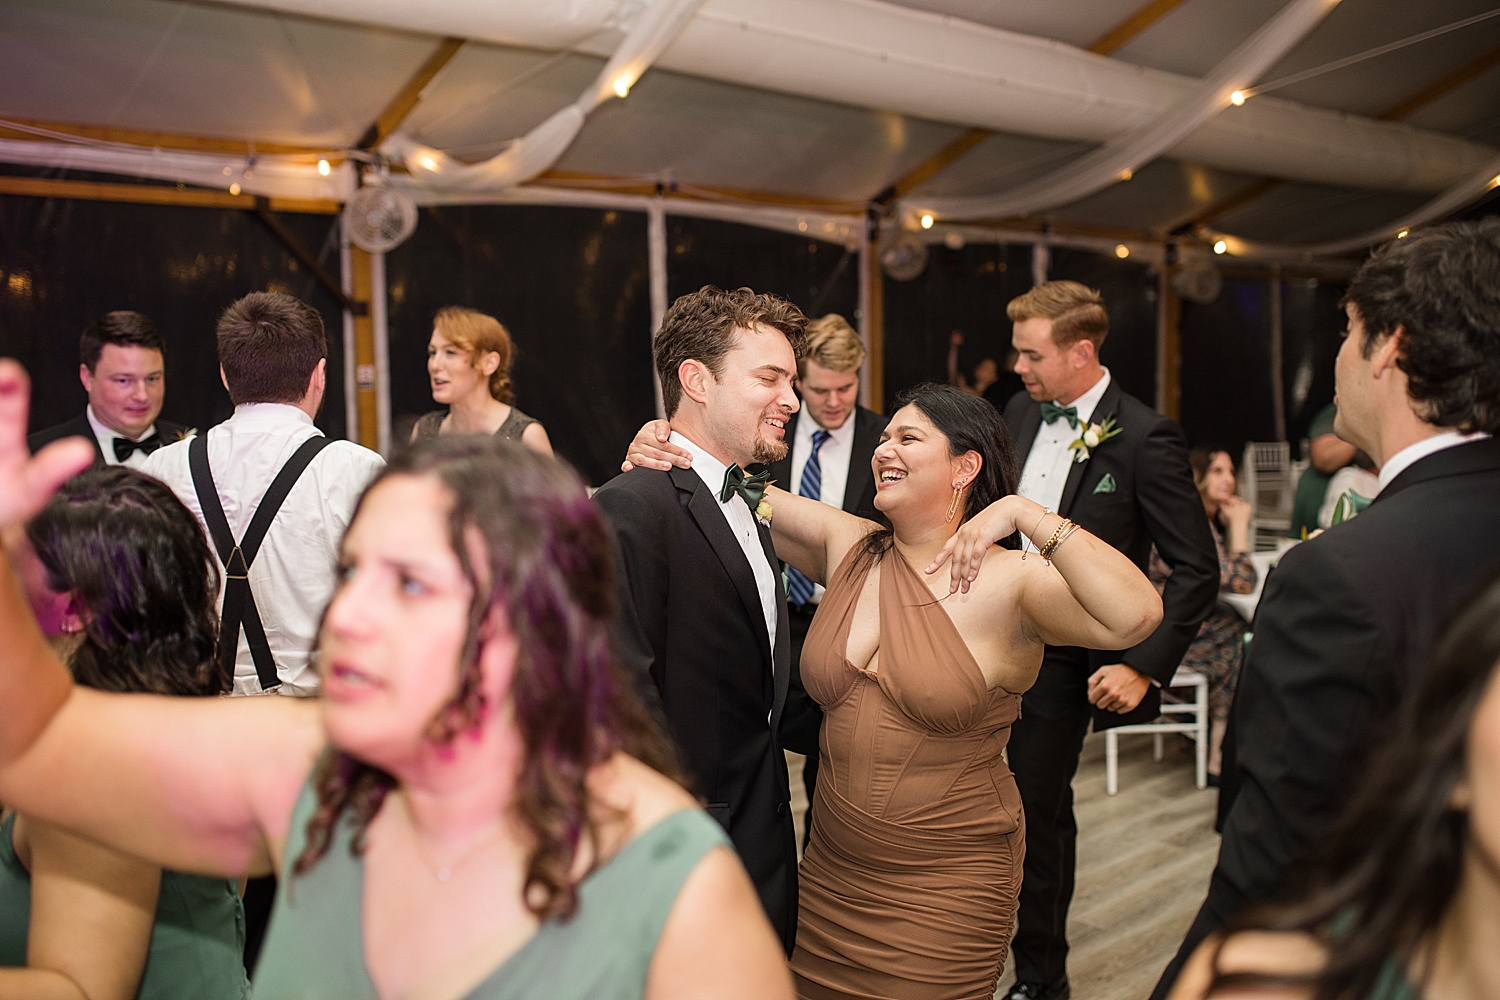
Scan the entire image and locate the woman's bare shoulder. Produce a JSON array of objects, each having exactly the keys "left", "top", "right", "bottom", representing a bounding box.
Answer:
[
  {"left": 589, "top": 753, "right": 698, "bottom": 837},
  {"left": 1169, "top": 930, "right": 1326, "bottom": 1000}
]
